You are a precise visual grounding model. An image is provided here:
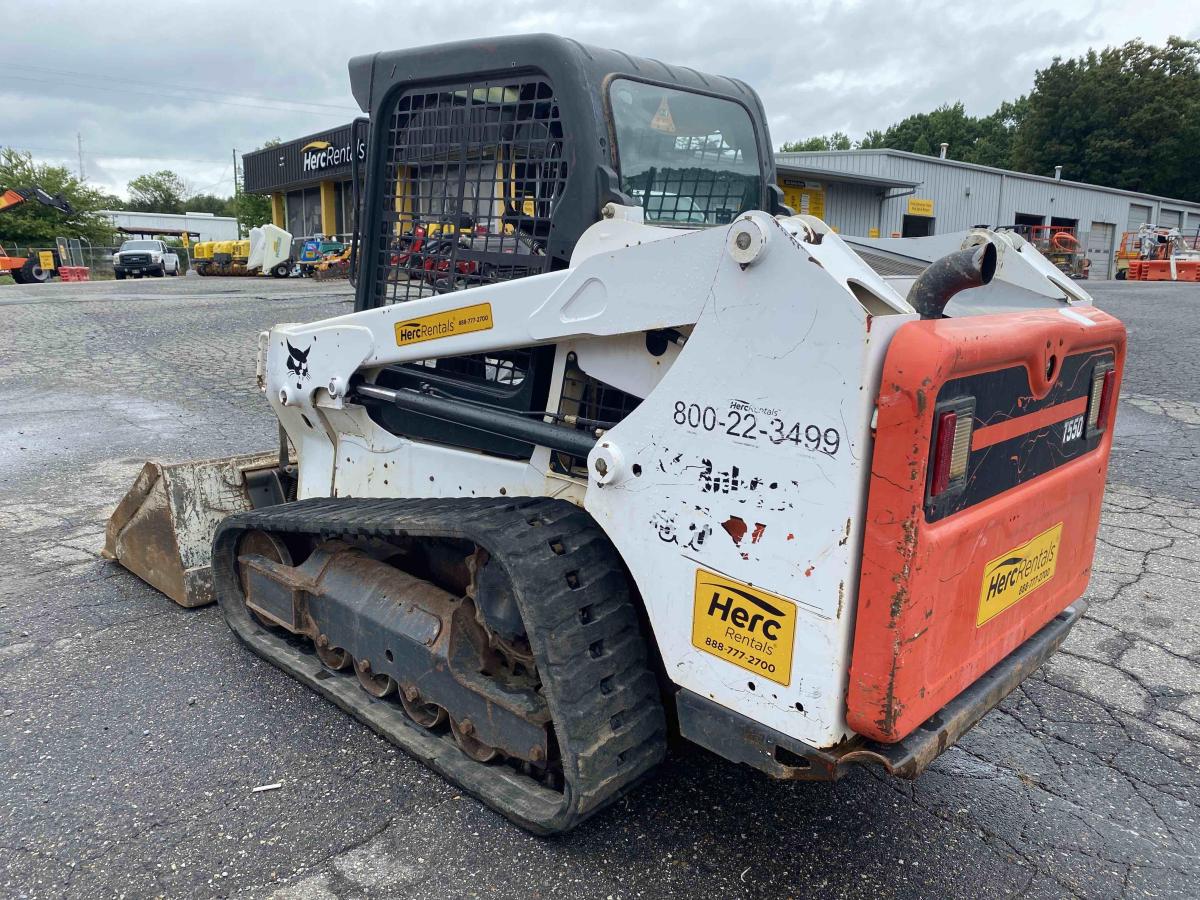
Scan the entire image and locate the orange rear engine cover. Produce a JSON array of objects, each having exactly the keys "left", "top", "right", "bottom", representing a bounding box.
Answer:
[{"left": 848, "top": 305, "right": 1126, "bottom": 743}]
